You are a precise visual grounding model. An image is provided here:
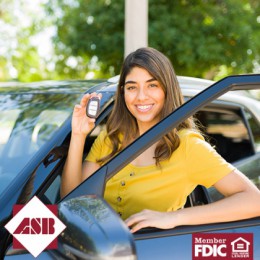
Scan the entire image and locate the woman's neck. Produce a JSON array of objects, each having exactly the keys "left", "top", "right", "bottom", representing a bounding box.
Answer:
[{"left": 138, "top": 121, "right": 157, "bottom": 136}]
